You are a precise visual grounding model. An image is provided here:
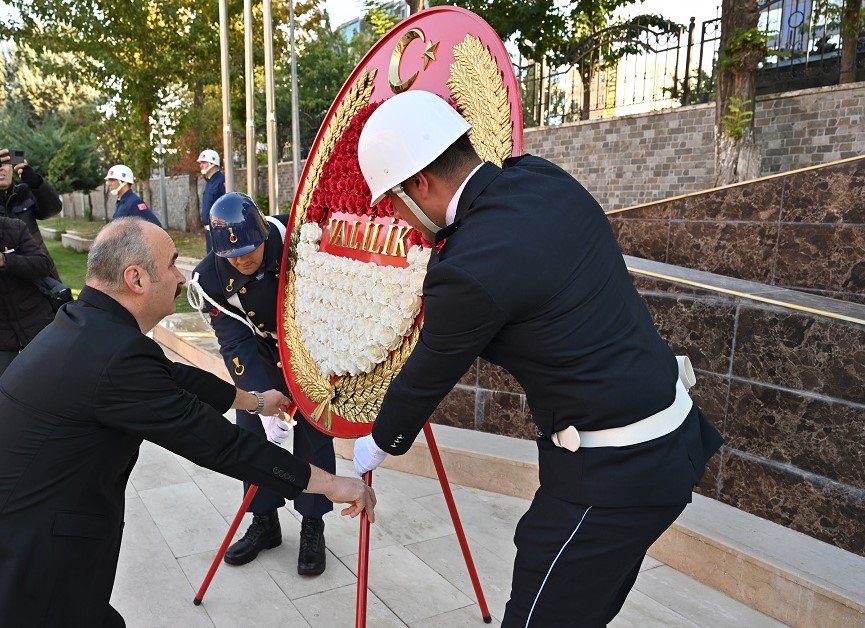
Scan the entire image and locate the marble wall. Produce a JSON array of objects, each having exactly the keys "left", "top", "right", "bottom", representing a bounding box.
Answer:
[
  {"left": 429, "top": 158, "right": 865, "bottom": 556},
  {"left": 429, "top": 280, "right": 865, "bottom": 557},
  {"left": 640, "top": 282, "right": 865, "bottom": 557},
  {"left": 608, "top": 157, "right": 865, "bottom": 304}
]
